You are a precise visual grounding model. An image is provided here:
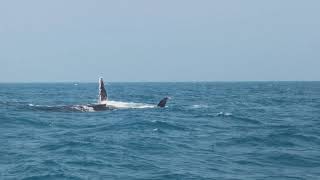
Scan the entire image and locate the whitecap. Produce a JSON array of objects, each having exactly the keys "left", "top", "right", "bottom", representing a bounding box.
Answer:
[
  {"left": 191, "top": 104, "right": 209, "bottom": 109},
  {"left": 217, "top": 112, "right": 233, "bottom": 116},
  {"left": 106, "top": 100, "right": 155, "bottom": 109}
]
